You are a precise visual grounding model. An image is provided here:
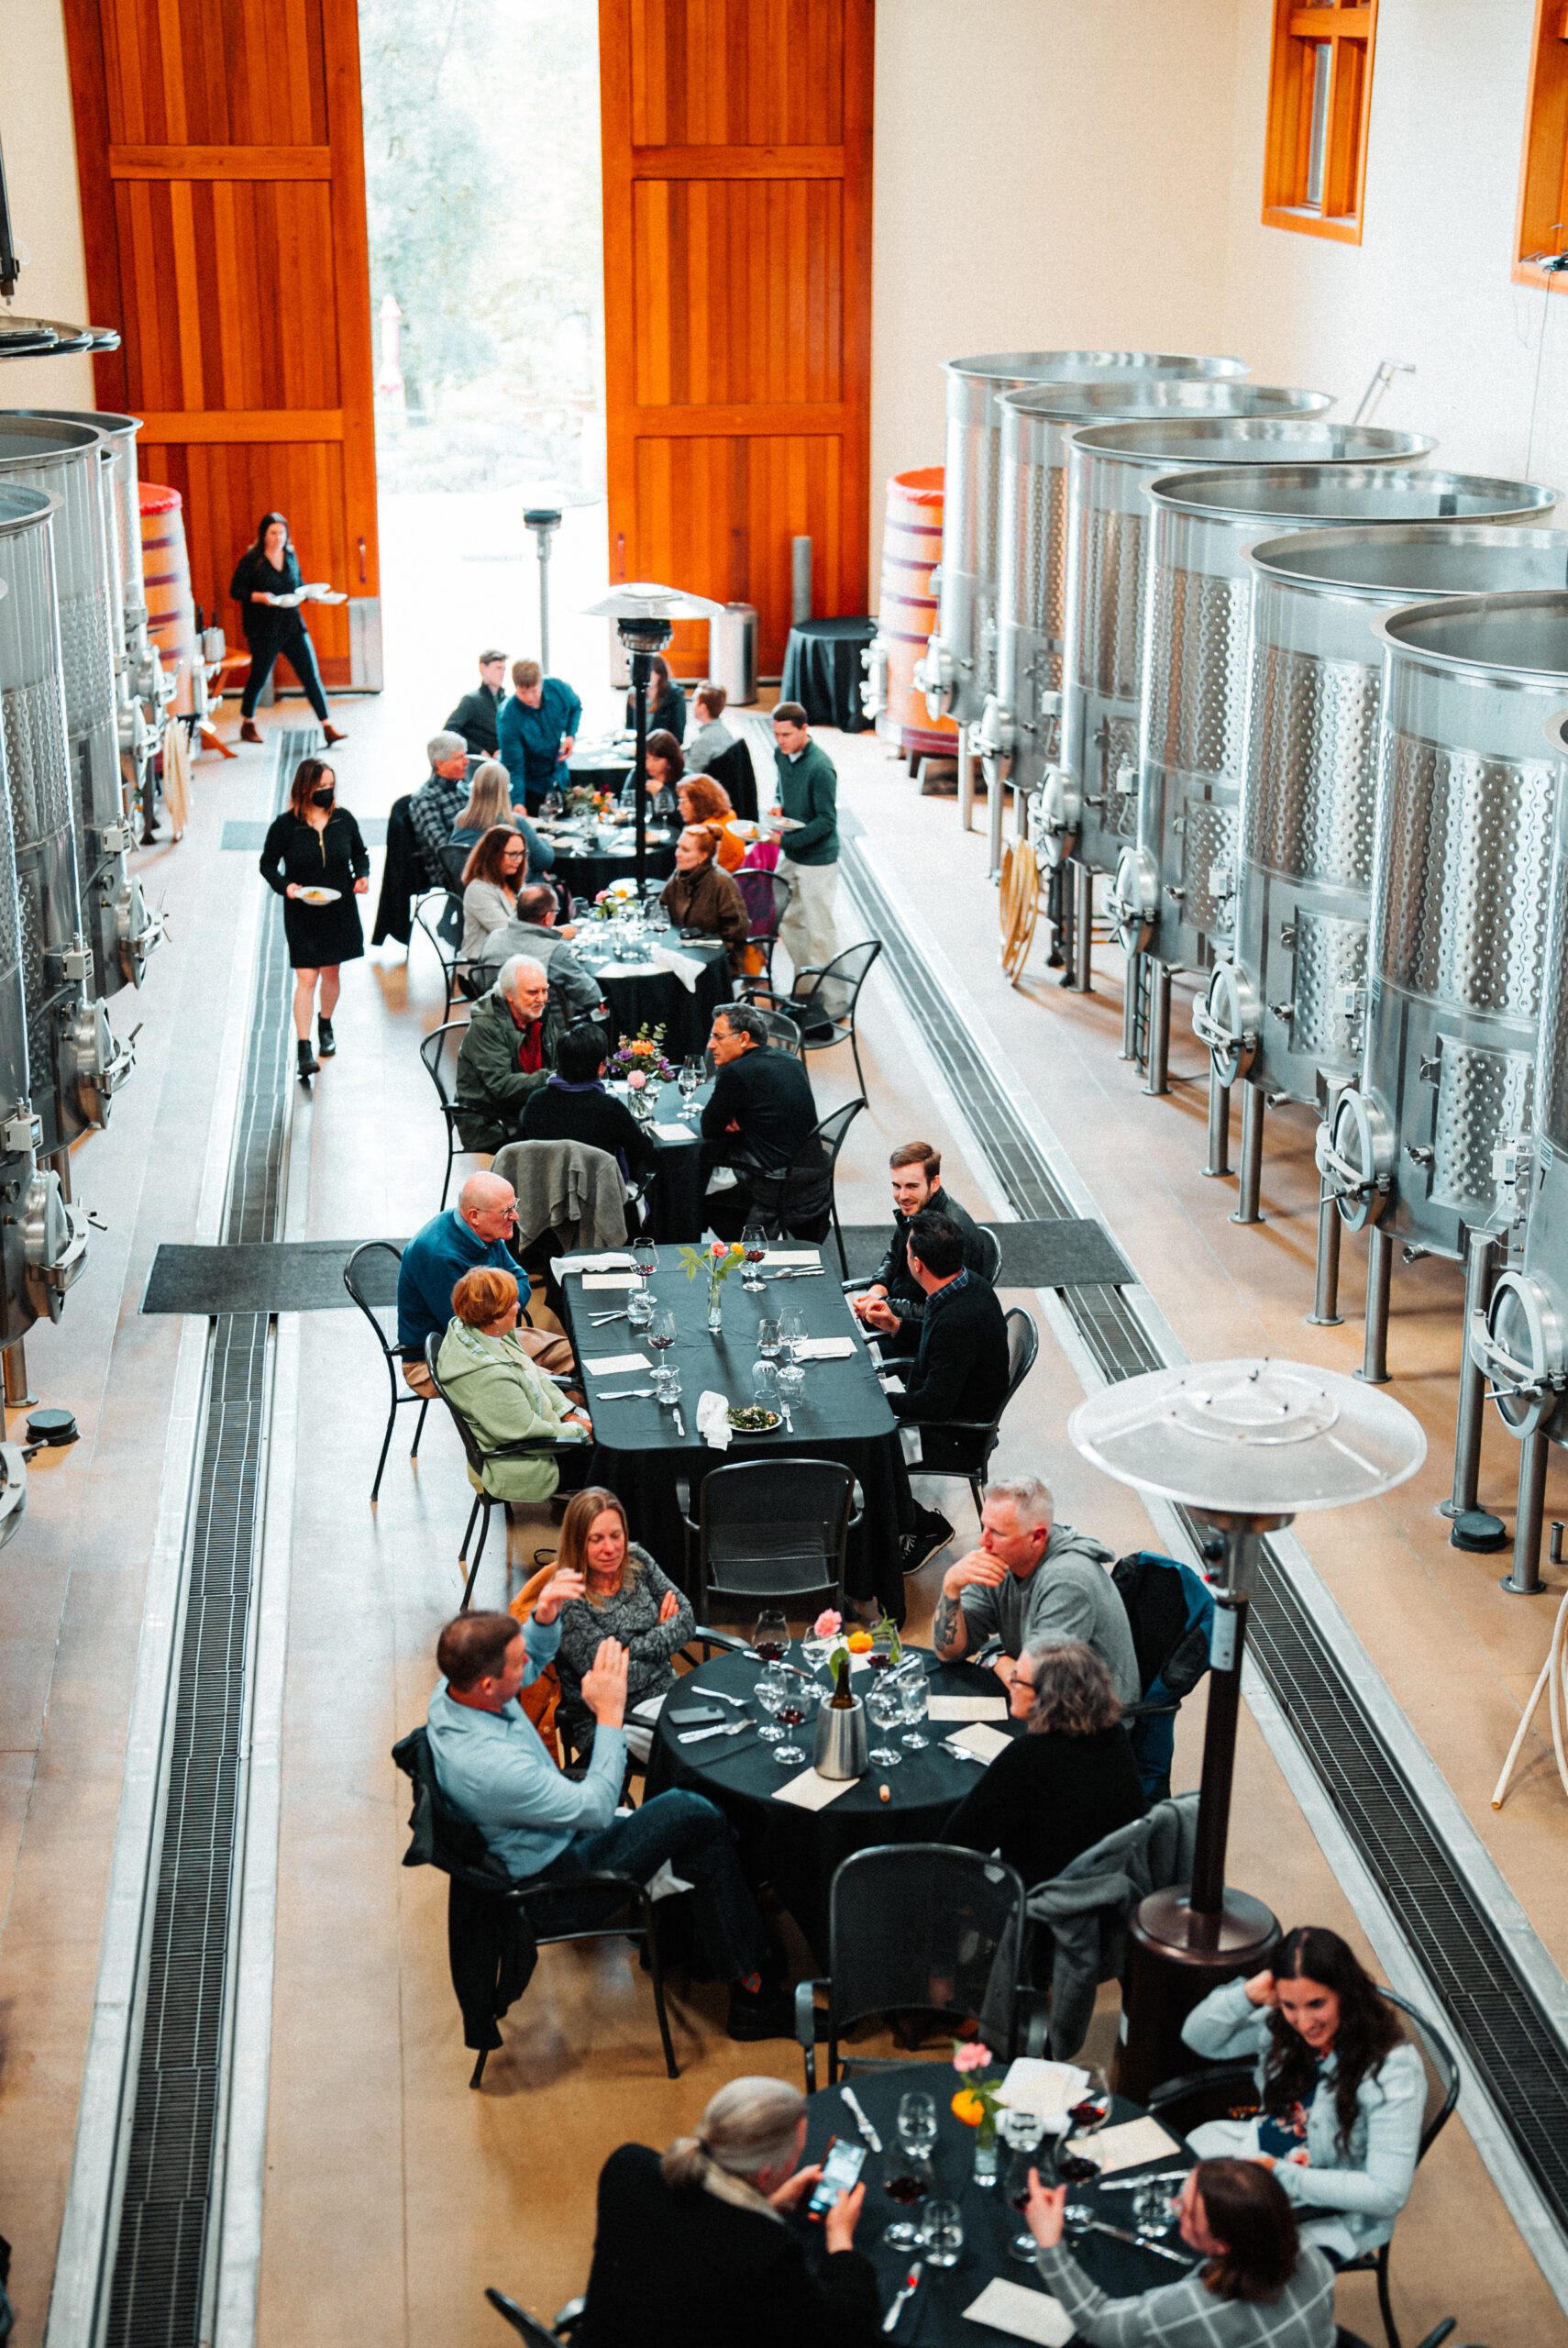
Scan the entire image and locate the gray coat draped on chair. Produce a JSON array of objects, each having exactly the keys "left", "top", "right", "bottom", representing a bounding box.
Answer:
[
  {"left": 491, "top": 1137, "right": 629, "bottom": 1256},
  {"left": 1022, "top": 1792, "right": 1199, "bottom": 2058}
]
